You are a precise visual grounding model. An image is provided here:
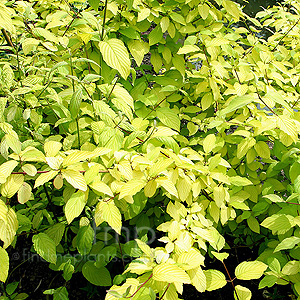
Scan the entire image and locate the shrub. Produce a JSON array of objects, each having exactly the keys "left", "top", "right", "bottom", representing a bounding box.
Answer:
[{"left": 0, "top": 0, "right": 300, "bottom": 299}]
